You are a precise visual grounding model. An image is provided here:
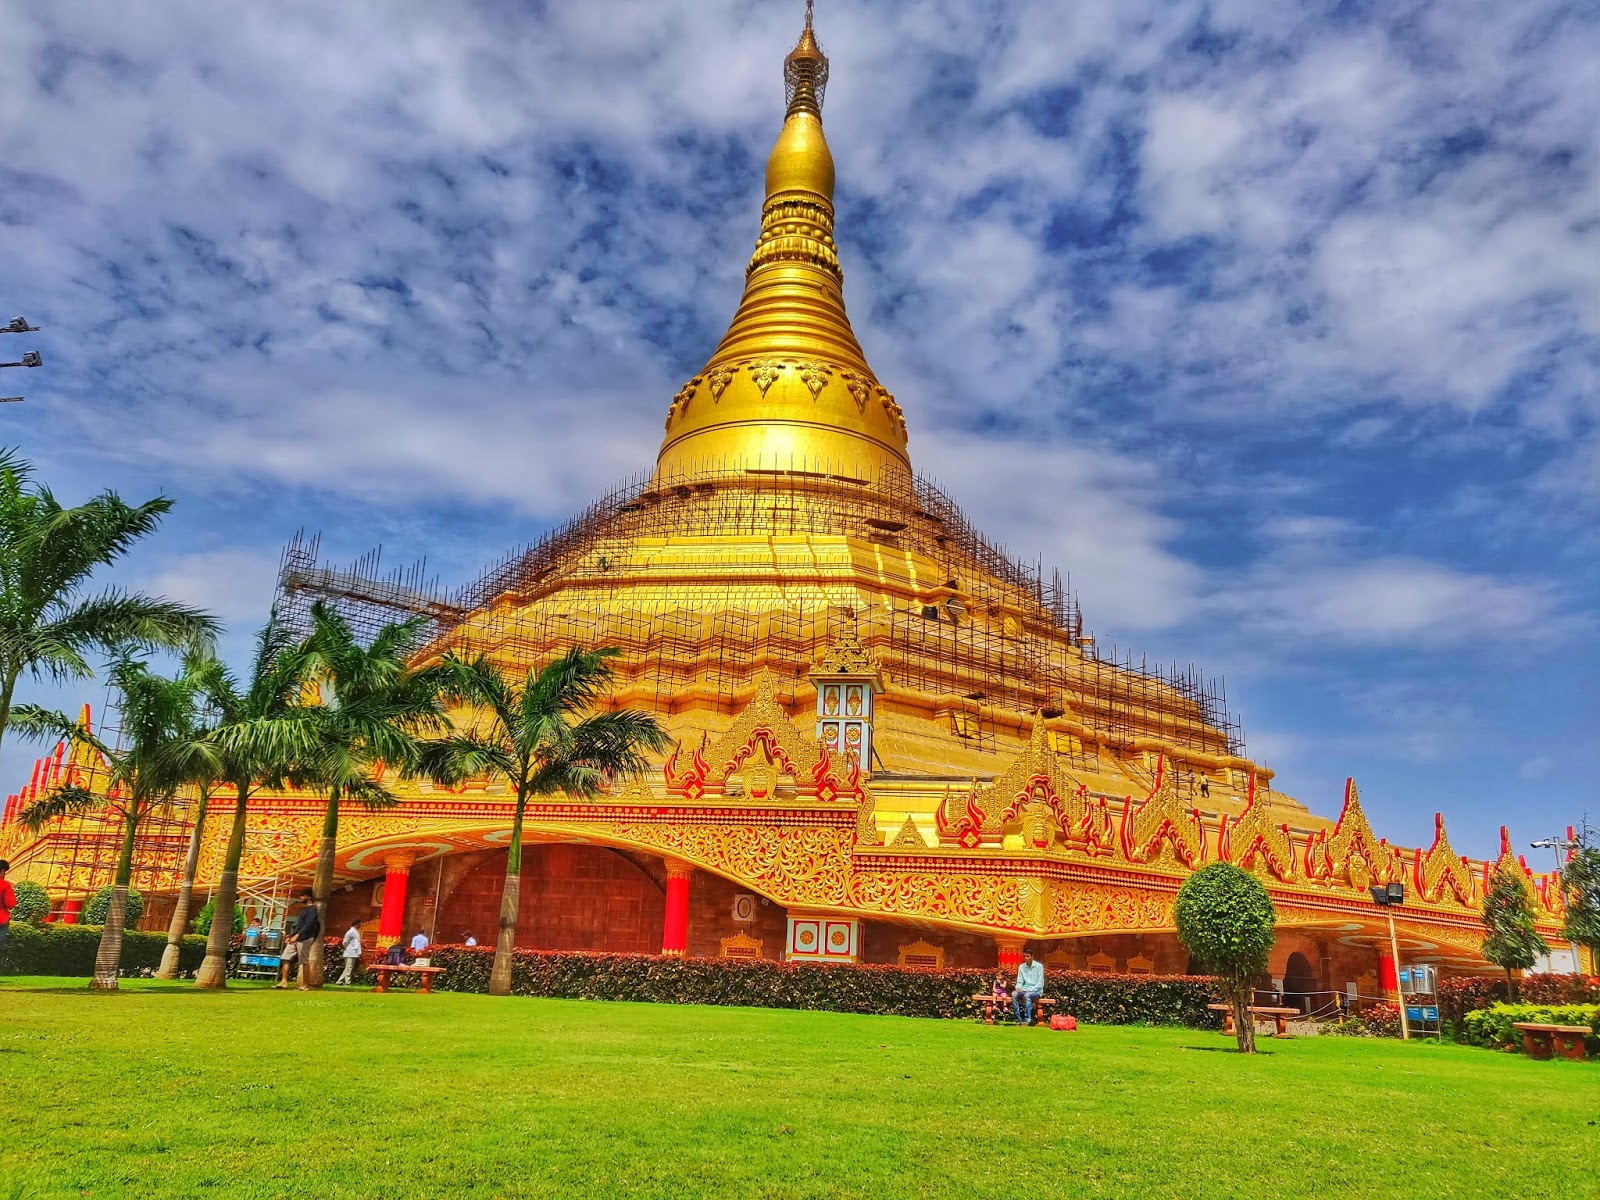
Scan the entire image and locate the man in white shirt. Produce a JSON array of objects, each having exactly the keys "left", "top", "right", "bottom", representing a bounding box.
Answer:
[
  {"left": 463, "top": 932, "right": 477, "bottom": 947},
  {"left": 338, "top": 920, "right": 363, "bottom": 984},
  {"left": 1012, "top": 950, "right": 1045, "bottom": 1025},
  {"left": 409, "top": 929, "right": 430, "bottom": 966}
]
